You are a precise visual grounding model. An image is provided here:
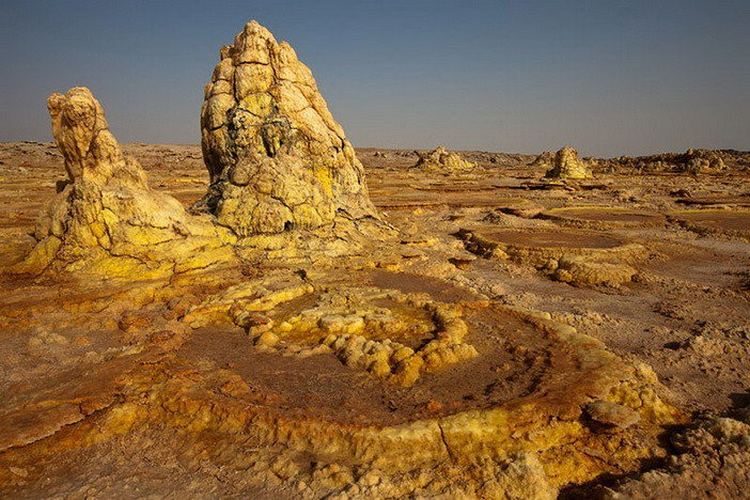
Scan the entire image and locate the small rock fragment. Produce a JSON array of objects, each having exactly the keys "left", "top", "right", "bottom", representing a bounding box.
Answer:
[{"left": 585, "top": 400, "right": 640, "bottom": 430}]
